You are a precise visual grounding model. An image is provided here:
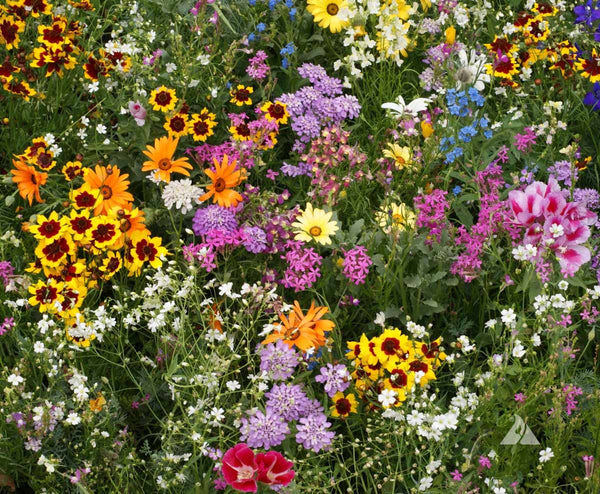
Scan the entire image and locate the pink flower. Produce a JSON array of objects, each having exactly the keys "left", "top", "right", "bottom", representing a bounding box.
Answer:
[
  {"left": 450, "top": 469, "right": 463, "bottom": 481},
  {"left": 256, "top": 451, "right": 295, "bottom": 487},
  {"left": 478, "top": 455, "right": 492, "bottom": 469},
  {"left": 128, "top": 101, "right": 146, "bottom": 126},
  {"left": 222, "top": 443, "right": 259, "bottom": 492}
]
